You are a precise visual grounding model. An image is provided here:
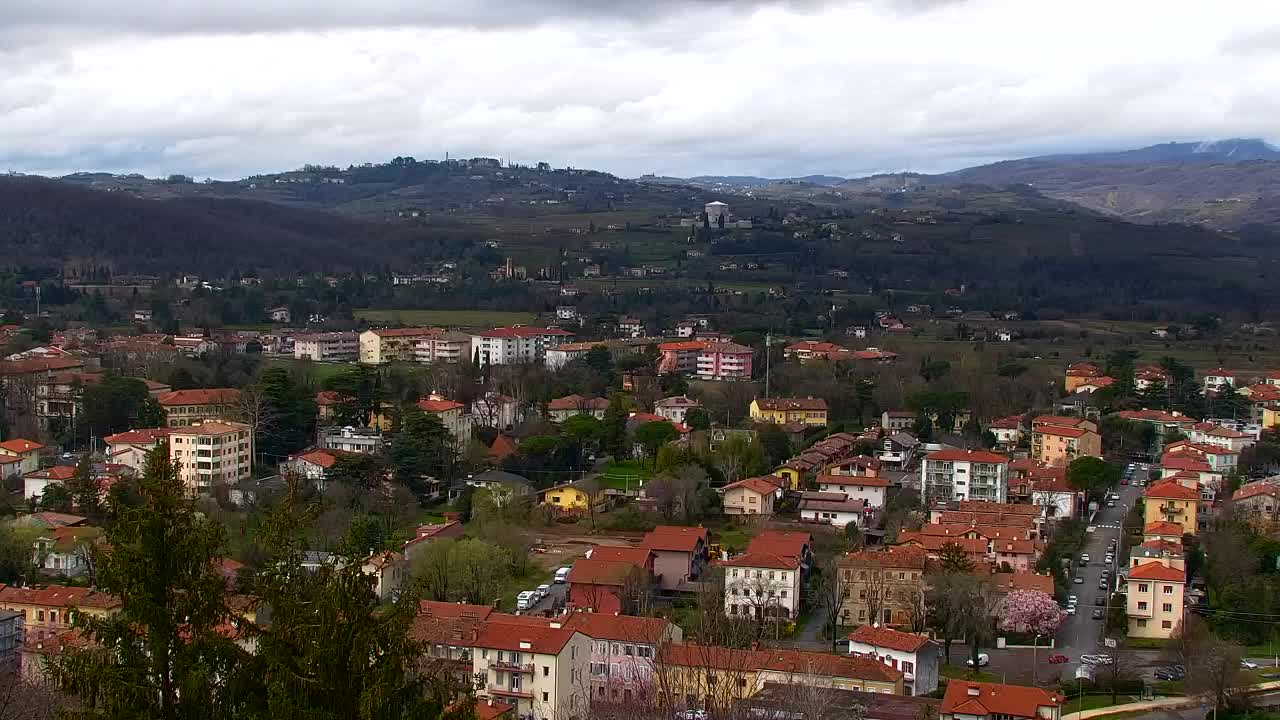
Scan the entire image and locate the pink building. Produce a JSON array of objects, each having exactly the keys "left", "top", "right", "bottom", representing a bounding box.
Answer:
[{"left": 657, "top": 341, "right": 752, "bottom": 381}]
